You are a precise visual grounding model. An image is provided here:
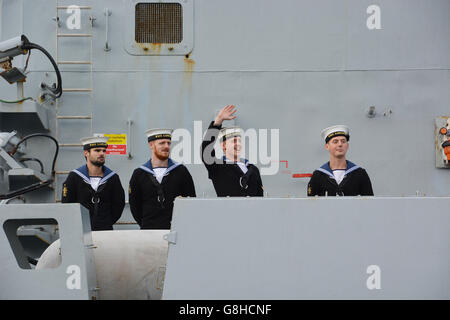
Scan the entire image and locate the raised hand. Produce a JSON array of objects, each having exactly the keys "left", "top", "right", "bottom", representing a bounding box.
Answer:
[{"left": 214, "top": 105, "right": 237, "bottom": 126}]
